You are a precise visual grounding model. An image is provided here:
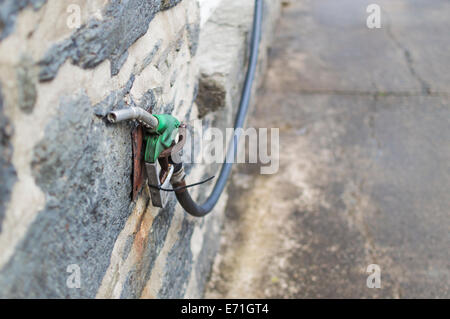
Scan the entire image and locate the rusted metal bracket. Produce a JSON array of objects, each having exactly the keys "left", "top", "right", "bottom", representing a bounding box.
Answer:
[
  {"left": 131, "top": 125, "right": 145, "bottom": 201},
  {"left": 131, "top": 123, "right": 187, "bottom": 202}
]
